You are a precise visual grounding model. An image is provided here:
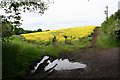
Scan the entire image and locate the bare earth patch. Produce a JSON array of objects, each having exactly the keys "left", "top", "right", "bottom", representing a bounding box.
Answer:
[{"left": 53, "top": 47, "right": 119, "bottom": 79}]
